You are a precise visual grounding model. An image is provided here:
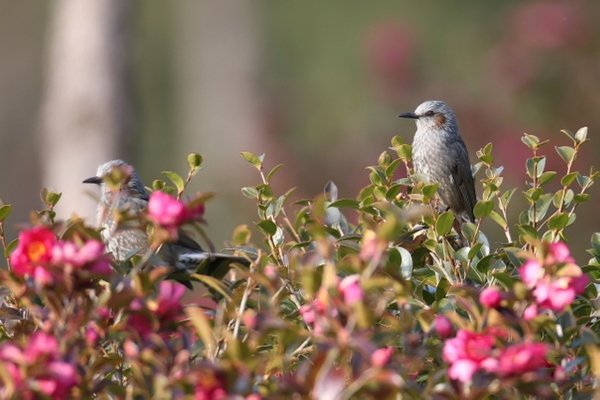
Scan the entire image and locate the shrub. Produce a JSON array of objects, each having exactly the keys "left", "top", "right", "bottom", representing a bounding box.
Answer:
[{"left": 0, "top": 129, "right": 598, "bottom": 398}]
